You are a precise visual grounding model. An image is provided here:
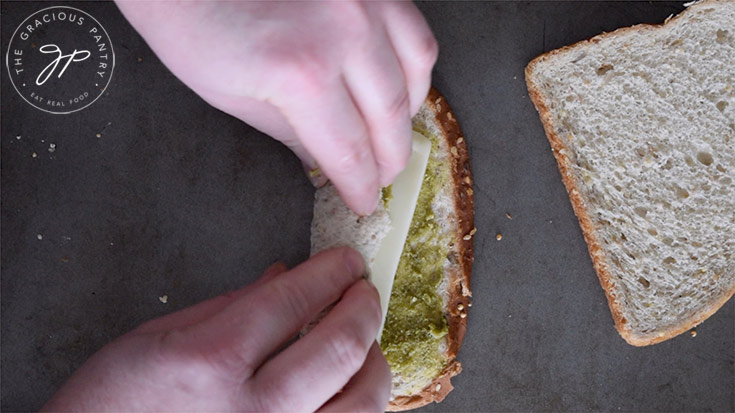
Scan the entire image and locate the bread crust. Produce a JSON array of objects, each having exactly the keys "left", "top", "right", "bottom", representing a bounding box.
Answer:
[
  {"left": 524, "top": 0, "right": 735, "bottom": 346},
  {"left": 387, "top": 87, "right": 474, "bottom": 410}
]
